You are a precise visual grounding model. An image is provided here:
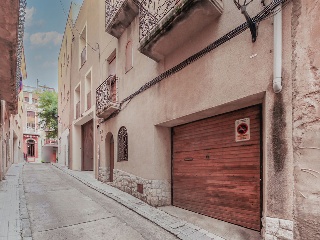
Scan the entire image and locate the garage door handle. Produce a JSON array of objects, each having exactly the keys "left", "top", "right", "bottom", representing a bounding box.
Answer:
[{"left": 184, "top": 157, "right": 193, "bottom": 161}]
